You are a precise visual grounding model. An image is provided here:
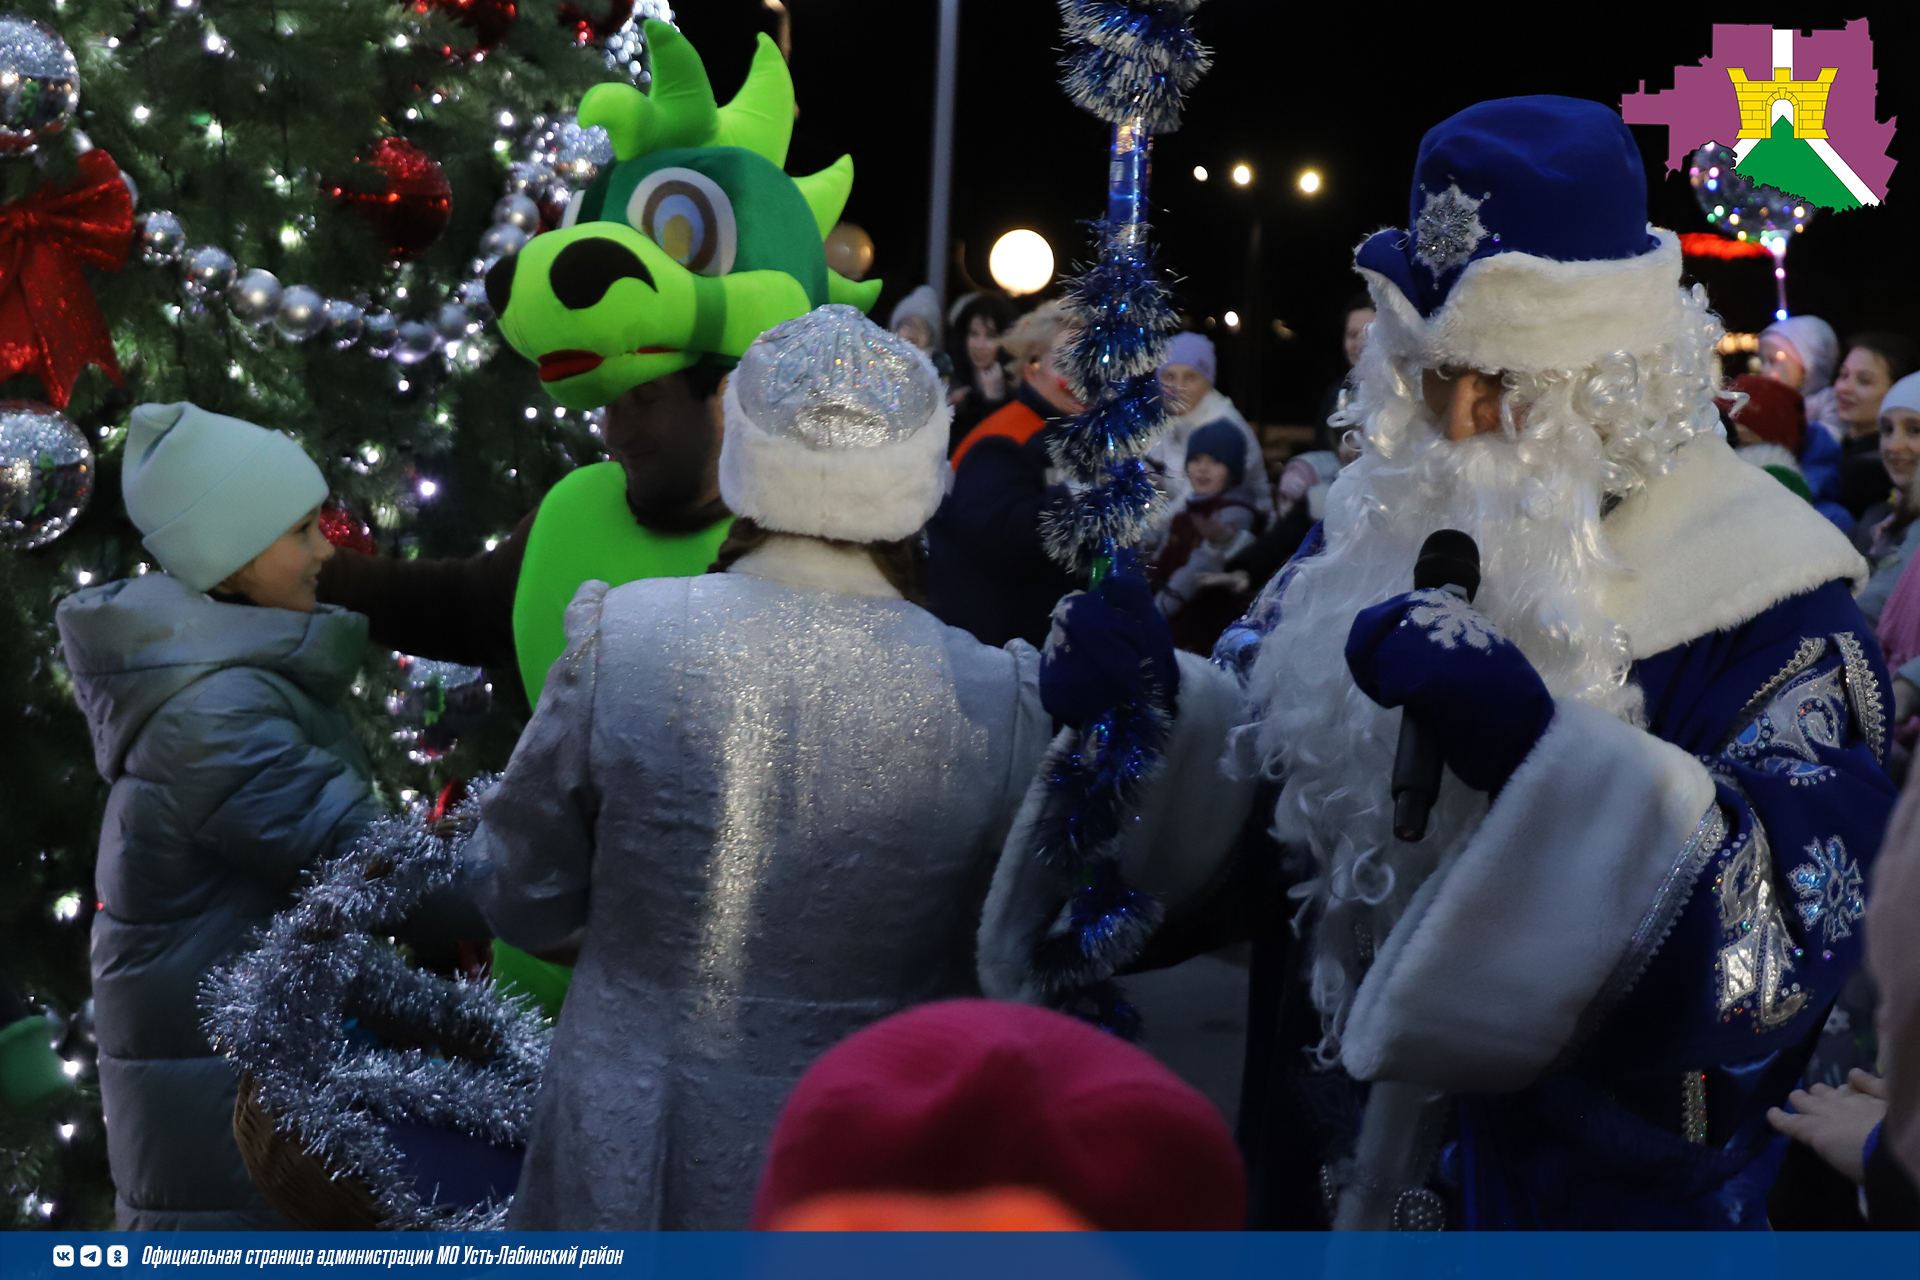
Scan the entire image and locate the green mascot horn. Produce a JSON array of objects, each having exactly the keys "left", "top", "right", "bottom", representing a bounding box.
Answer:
[{"left": 487, "top": 21, "right": 883, "bottom": 411}]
